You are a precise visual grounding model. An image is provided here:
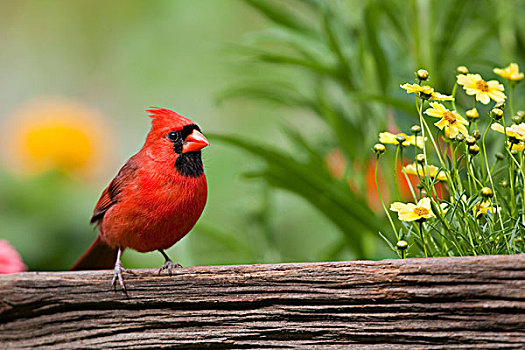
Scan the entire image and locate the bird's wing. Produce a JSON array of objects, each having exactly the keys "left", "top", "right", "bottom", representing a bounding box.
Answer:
[{"left": 90, "top": 156, "right": 138, "bottom": 224}]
